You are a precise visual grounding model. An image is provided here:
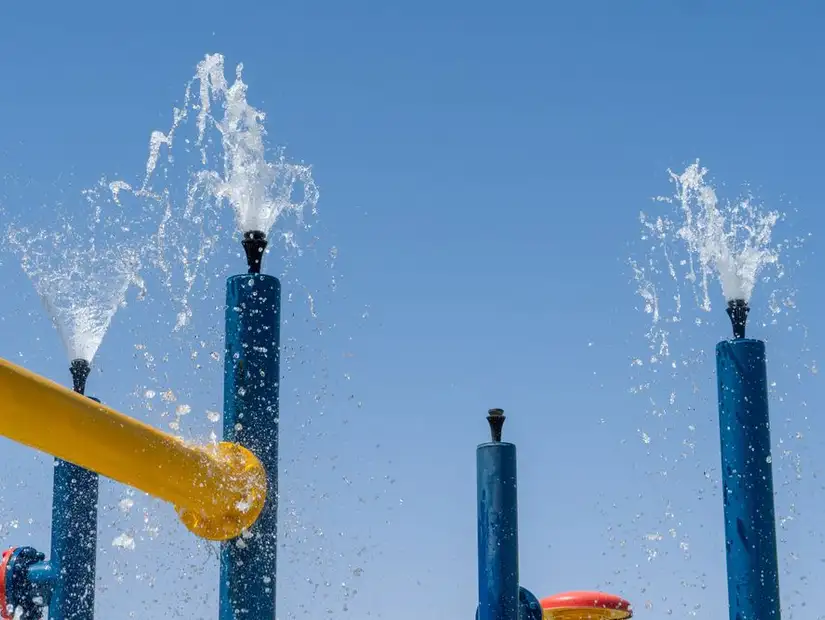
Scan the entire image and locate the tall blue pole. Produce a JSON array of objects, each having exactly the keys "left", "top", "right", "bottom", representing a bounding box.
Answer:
[
  {"left": 716, "top": 338, "right": 781, "bottom": 620},
  {"left": 220, "top": 273, "right": 280, "bottom": 620},
  {"left": 47, "top": 360, "right": 98, "bottom": 620},
  {"left": 477, "top": 409, "right": 519, "bottom": 620}
]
